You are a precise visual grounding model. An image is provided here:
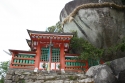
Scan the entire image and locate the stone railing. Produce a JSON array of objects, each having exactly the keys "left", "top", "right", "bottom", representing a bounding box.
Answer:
[{"left": 5, "top": 69, "right": 94, "bottom": 83}]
